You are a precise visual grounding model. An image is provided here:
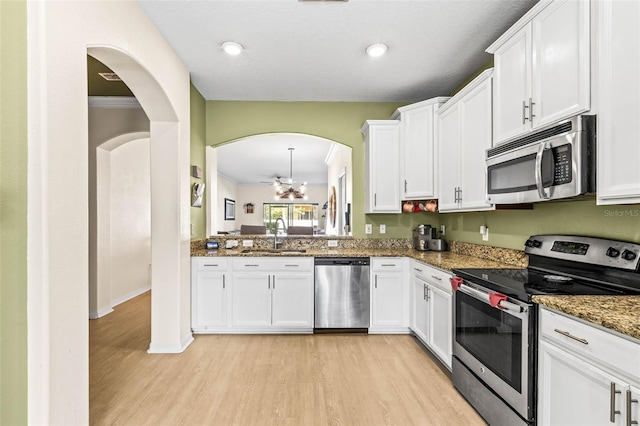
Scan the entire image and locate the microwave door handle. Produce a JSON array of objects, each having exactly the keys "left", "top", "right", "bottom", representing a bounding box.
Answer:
[{"left": 535, "top": 141, "right": 551, "bottom": 200}]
